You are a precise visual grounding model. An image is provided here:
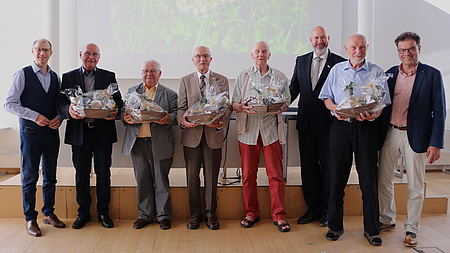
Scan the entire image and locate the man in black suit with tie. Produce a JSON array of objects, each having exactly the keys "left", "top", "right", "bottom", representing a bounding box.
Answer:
[
  {"left": 59, "top": 43, "right": 123, "bottom": 229},
  {"left": 289, "top": 26, "right": 345, "bottom": 226}
]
